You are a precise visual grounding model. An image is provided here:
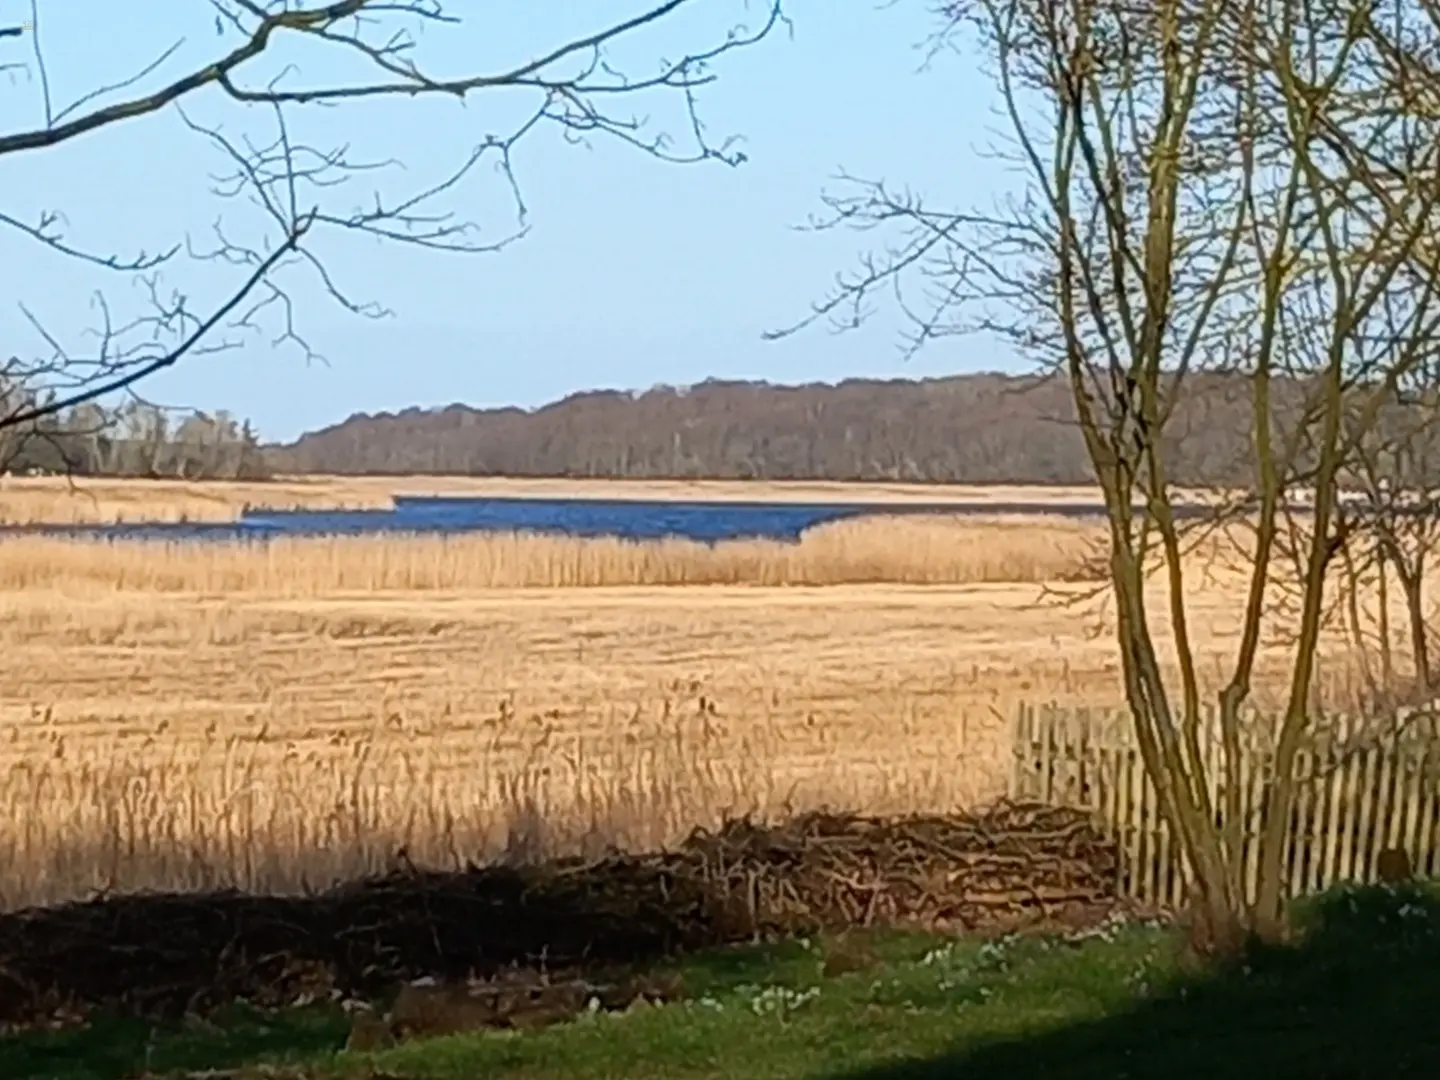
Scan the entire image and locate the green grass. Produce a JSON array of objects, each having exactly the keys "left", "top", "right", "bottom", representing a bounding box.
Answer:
[
  {"left": 5, "top": 886, "right": 1440, "bottom": 1080},
  {"left": 0, "top": 1004, "right": 343, "bottom": 1080}
]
